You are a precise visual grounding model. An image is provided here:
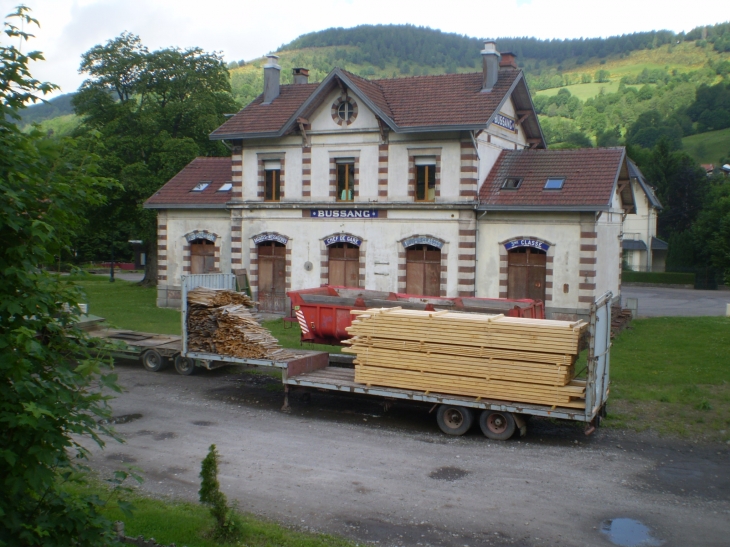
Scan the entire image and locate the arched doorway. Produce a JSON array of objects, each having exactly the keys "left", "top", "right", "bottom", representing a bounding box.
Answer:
[
  {"left": 328, "top": 242, "right": 360, "bottom": 287},
  {"left": 507, "top": 247, "right": 546, "bottom": 301},
  {"left": 406, "top": 244, "right": 441, "bottom": 296},
  {"left": 257, "top": 241, "right": 286, "bottom": 312},
  {"left": 190, "top": 239, "right": 215, "bottom": 274}
]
